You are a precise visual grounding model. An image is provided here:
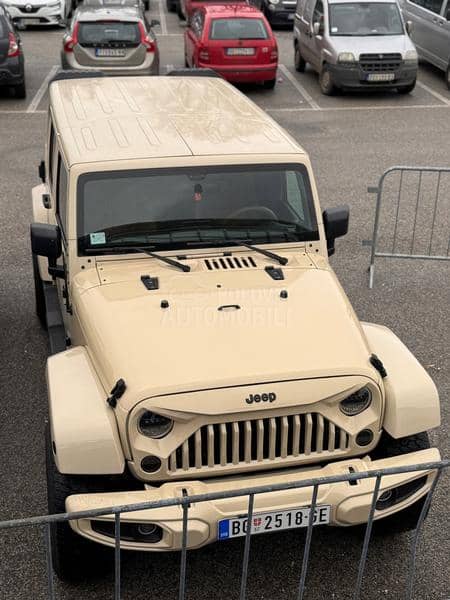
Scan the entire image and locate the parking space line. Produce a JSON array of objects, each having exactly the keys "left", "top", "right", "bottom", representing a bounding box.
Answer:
[
  {"left": 416, "top": 80, "right": 450, "bottom": 106},
  {"left": 0, "top": 110, "right": 46, "bottom": 114},
  {"left": 279, "top": 64, "right": 320, "bottom": 111},
  {"left": 158, "top": 0, "right": 168, "bottom": 35},
  {"left": 268, "top": 103, "right": 450, "bottom": 112},
  {"left": 26, "top": 65, "right": 59, "bottom": 113},
  {"left": 165, "top": 64, "right": 175, "bottom": 73}
]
